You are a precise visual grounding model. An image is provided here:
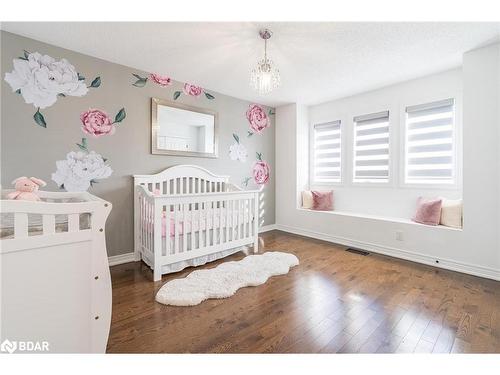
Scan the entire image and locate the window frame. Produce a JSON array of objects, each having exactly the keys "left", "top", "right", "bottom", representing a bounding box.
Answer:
[
  {"left": 399, "top": 96, "right": 461, "bottom": 190},
  {"left": 309, "top": 119, "right": 344, "bottom": 186},
  {"left": 351, "top": 110, "right": 392, "bottom": 186}
]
